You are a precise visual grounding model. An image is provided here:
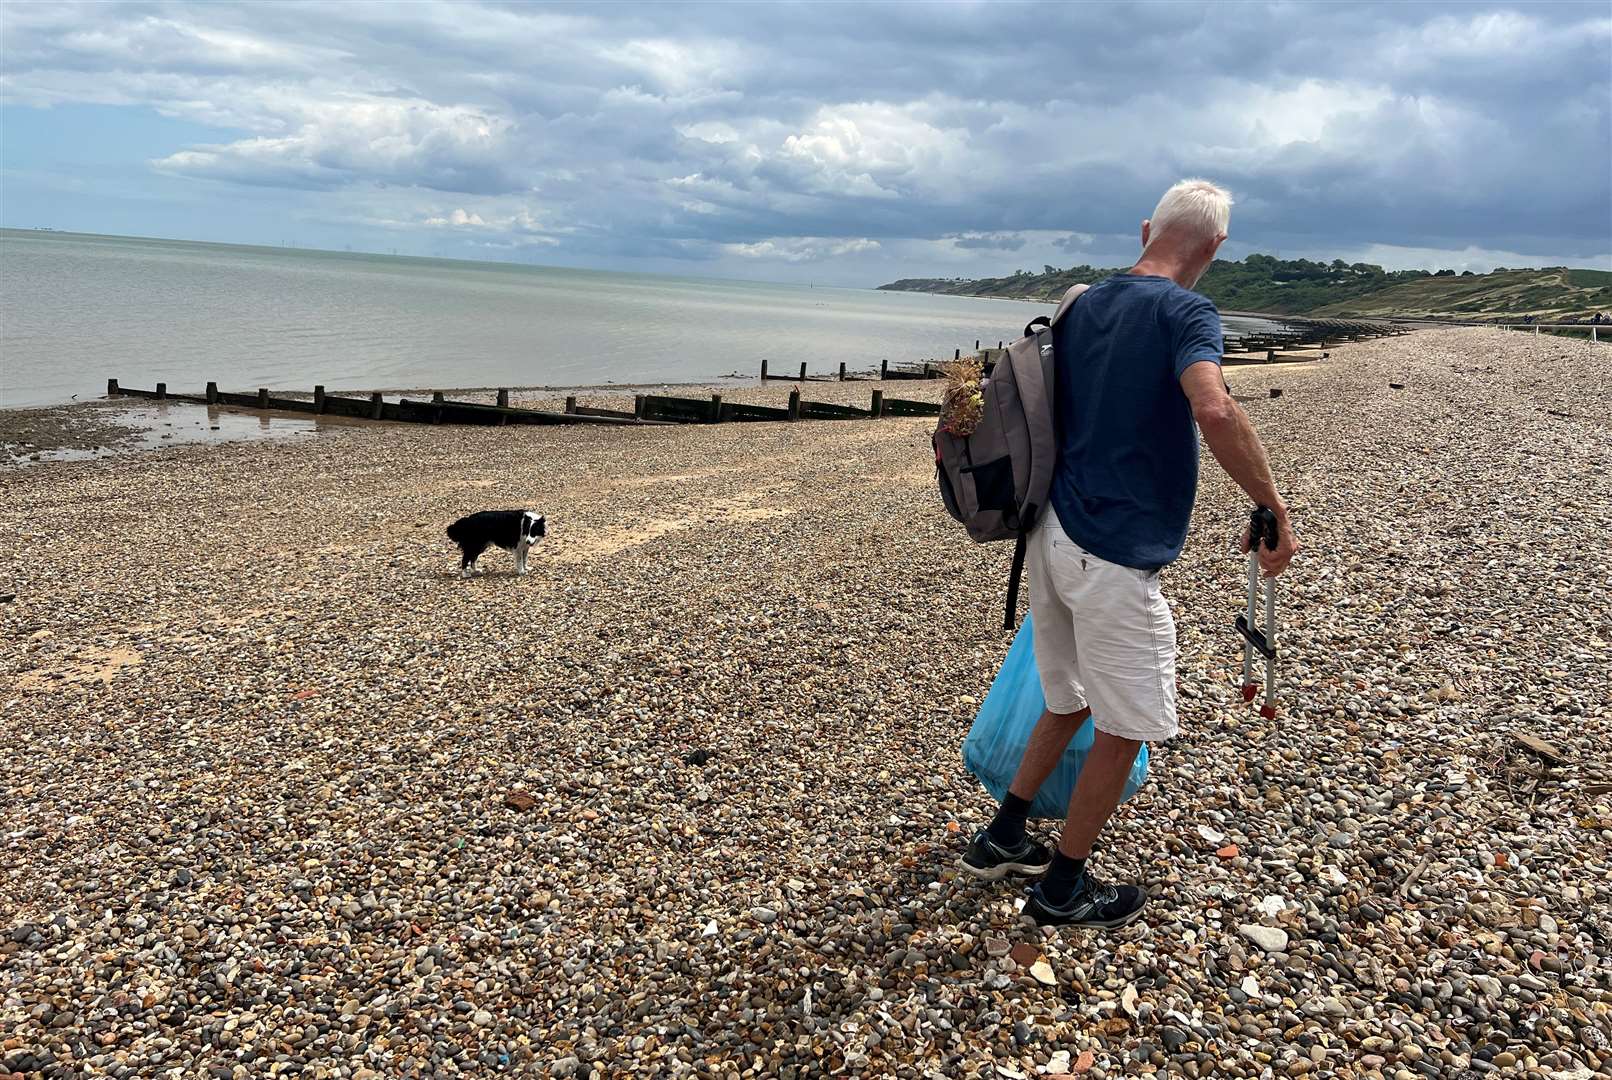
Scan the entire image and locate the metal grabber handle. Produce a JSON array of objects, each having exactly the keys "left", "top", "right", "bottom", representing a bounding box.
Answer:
[{"left": 1235, "top": 506, "right": 1280, "bottom": 717}]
